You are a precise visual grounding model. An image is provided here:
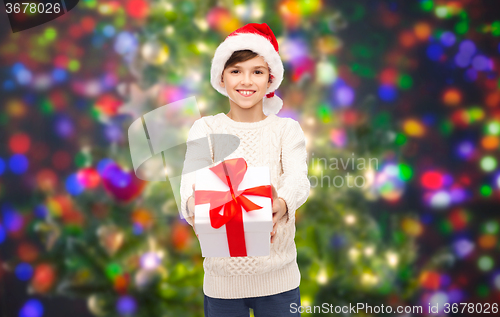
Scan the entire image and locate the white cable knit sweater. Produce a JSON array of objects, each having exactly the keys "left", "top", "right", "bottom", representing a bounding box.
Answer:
[{"left": 179, "top": 112, "right": 310, "bottom": 299}]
